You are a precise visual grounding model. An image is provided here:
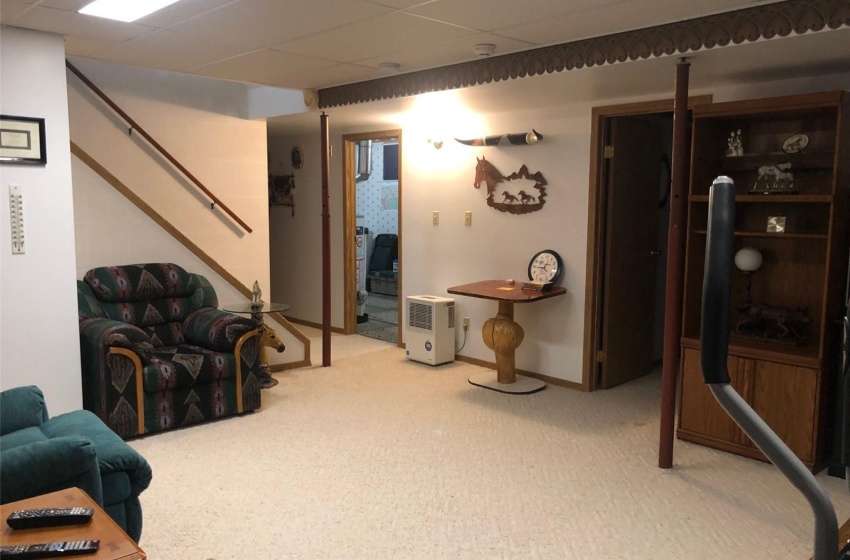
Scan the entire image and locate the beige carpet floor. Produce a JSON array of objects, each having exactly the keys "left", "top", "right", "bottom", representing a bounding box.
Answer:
[{"left": 130, "top": 328, "right": 850, "bottom": 559}]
